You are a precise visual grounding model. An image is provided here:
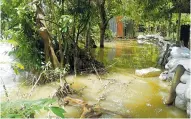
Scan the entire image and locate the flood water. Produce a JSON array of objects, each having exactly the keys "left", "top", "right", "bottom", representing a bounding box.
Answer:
[
  {"left": 91, "top": 40, "right": 159, "bottom": 72},
  {"left": 0, "top": 43, "right": 18, "bottom": 94},
  {"left": 0, "top": 40, "right": 187, "bottom": 118}
]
